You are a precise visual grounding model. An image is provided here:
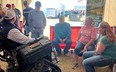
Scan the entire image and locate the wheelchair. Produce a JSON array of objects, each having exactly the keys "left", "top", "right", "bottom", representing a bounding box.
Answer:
[{"left": 0, "top": 34, "right": 61, "bottom": 72}]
